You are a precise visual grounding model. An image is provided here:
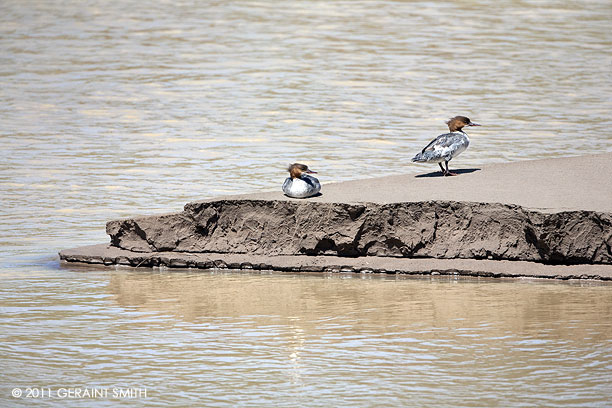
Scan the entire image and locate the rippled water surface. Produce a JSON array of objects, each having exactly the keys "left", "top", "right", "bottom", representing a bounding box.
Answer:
[
  {"left": 1, "top": 0, "right": 611, "bottom": 406},
  {"left": 2, "top": 268, "right": 612, "bottom": 407}
]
